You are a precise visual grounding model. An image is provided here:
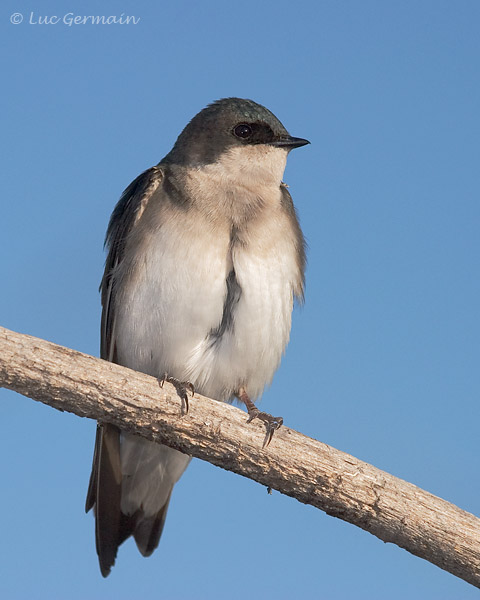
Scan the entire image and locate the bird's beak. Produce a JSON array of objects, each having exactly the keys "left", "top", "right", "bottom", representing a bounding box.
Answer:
[{"left": 270, "top": 136, "right": 310, "bottom": 150}]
